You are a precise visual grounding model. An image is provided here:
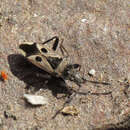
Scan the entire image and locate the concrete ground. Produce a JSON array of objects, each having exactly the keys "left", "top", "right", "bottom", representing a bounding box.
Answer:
[{"left": 0, "top": 0, "right": 130, "bottom": 129}]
